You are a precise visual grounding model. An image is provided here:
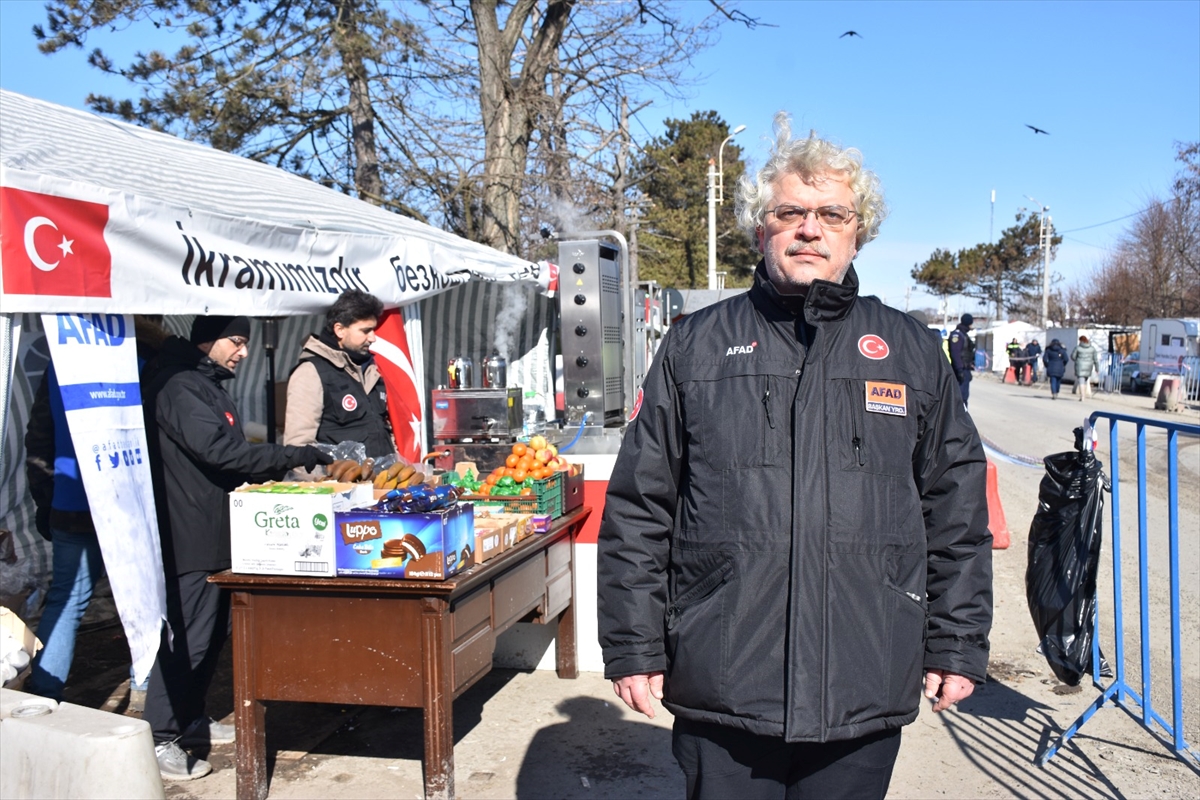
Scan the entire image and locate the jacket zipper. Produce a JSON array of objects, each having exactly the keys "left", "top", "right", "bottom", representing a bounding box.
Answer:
[
  {"left": 762, "top": 377, "right": 775, "bottom": 429},
  {"left": 846, "top": 381, "right": 865, "bottom": 467}
]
